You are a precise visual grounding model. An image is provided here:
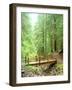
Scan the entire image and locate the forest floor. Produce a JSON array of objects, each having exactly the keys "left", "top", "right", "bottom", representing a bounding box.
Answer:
[{"left": 21, "top": 52, "right": 63, "bottom": 77}]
